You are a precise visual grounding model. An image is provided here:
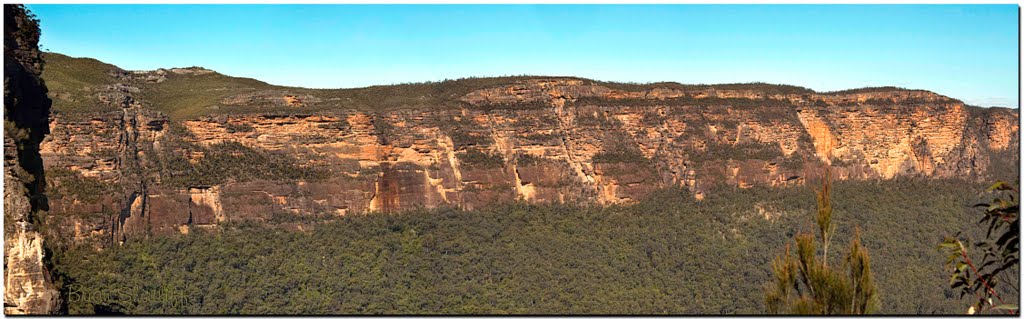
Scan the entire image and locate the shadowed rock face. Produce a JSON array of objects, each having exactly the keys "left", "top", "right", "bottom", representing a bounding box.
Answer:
[
  {"left": 4, "top": 4, "right": 61, "bottom": 315},
  {"left": 38, "top": 66, "right": 1019, "bottom": 246}
]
